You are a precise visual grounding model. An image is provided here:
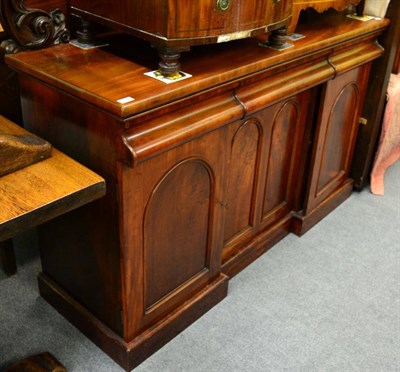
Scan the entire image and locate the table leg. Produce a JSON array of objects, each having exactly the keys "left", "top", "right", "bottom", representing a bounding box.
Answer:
[{"left": 0, "top": 239, "right": 17, "bottom": 276}]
